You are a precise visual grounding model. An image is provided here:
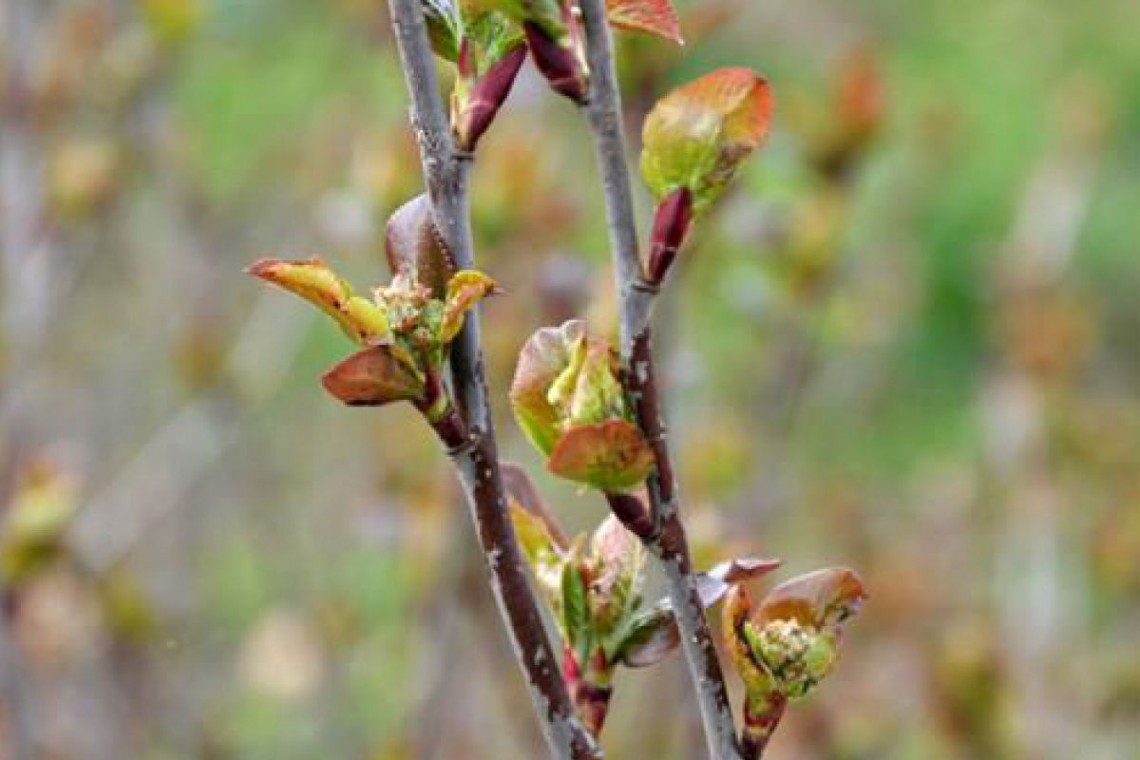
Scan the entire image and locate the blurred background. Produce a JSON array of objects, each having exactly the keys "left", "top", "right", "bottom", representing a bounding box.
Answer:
[{"left": 2, "top": 0, "right": 1139, "bottom": 758}]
